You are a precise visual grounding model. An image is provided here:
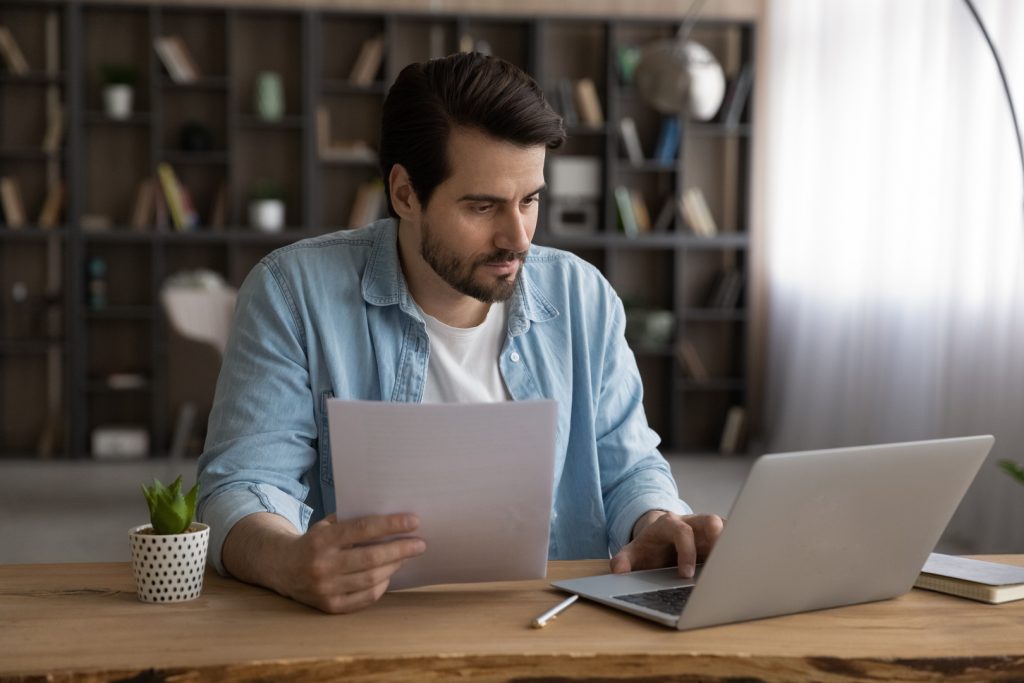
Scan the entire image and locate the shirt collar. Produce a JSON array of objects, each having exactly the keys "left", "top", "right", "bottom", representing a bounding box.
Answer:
[{"left": 361, "top": 217, "right": 559, "bottom": 334}]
